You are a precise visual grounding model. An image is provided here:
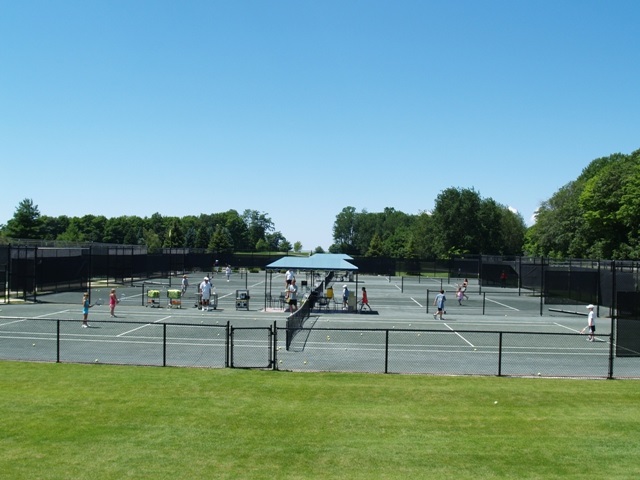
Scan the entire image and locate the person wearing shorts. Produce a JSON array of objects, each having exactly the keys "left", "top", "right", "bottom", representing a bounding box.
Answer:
[
  {"left": 285, "top": 269, "right": 295, "bottom": 286},
  {"left": 82, "top": 292, "right": 92, "bottom": 328},
  {"left": 200, "top": 277, "right": 212, "bottom": 311},
  {"left": 181, "top": 275, "right": 189, "bottom": 297},
  {"left": 287, "top": 279, "right": 298, "bottom": 313},
  {"left": 587, "top": 304, "right": 596, "bottom": 341},
  {"left": 433, "top": 289, "right": 446, "bottom": 320}
]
